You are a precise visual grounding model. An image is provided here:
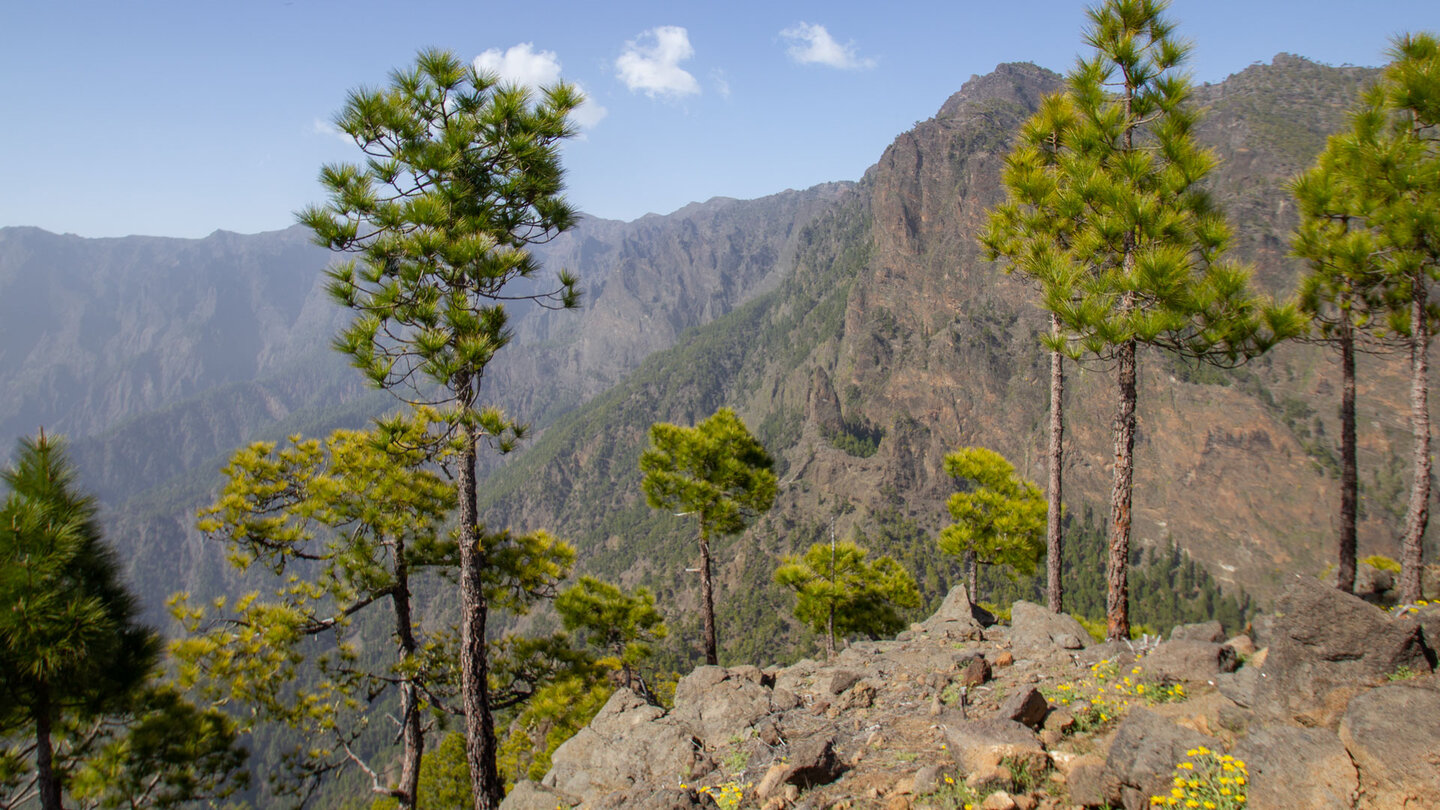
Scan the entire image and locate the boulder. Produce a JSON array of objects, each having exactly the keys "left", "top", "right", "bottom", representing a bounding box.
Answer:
[
  {"left": 813, "top": 669, "right": 861, "bottom": 696},
  {"left": 1139, "top": 640, "right": 1238, "bottom": 683},
  {"left": 1244, "top": 576, "right": 1433, "bottom": 727},
  {"left": 1169, "top": 621, "right": 1225, "bottom": 643},
  {"left": 1338, "top": 682, "right": 1440, "bottom": 808},
  {"left": 1009, "top": 601, "right": 1091, "bottom": 653},
  {"left": 543, "top": 689, "right": 704, "bottom": 803},
  {"left": 1101, "top": 708, "right": 1216, "bottom": 810},
  {"left": 944, "top": 717, "right": 1047, "bottom": 778},
  {"left": 672, "top": 666, "right": 794, "bottom": 743},
  {"left": 1233, "top": 725, "right": 1356, "bottom": 810},
  {"left": 922, "top": 584, "right": 990, "bottom": 638},
  {"left": 756, "top": 733, "right": 845, "bottom": 799},
  {"left": 999, "top": 687, "right": 1049, "bottom": 730},
  {"left": 1223, "top": 634, "right": 1256, "bottom": 659},
  {"left": 1063, "top": 755, "right": 1108, "bottom": 808}
]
